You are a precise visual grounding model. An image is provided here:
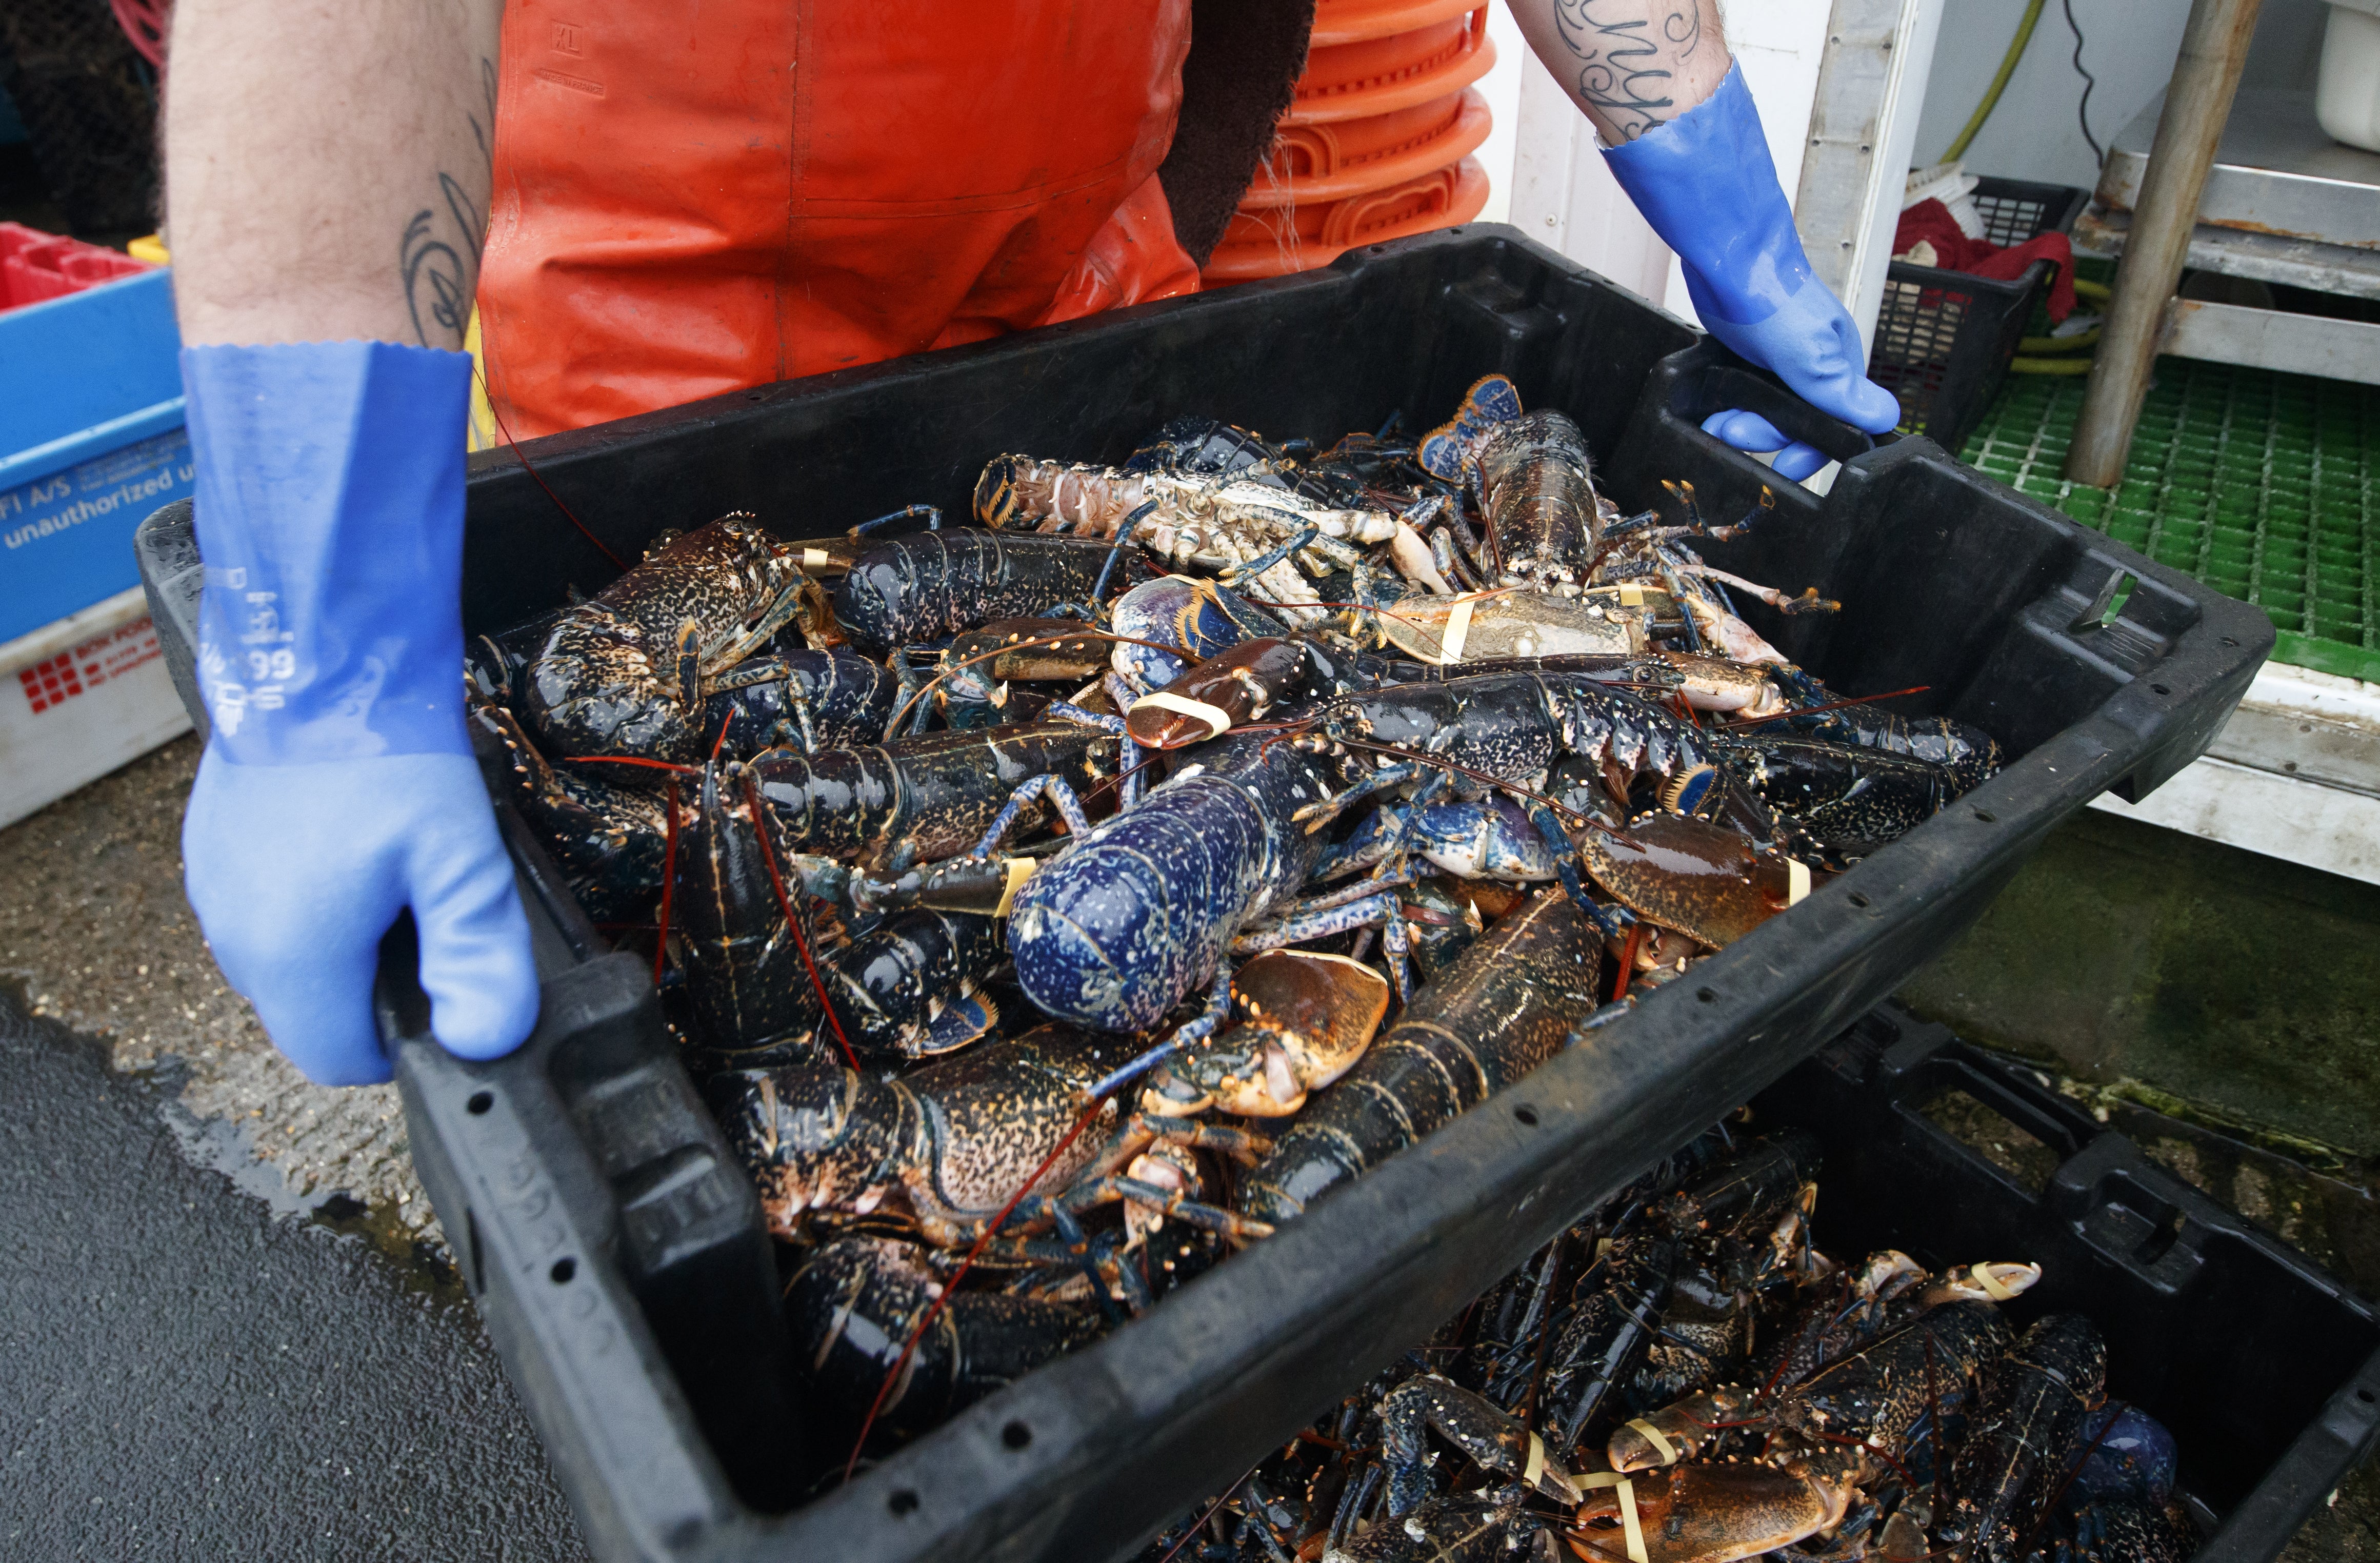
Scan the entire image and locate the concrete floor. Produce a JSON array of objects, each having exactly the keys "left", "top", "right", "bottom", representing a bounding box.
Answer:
[{"left": 0, "top": 736, "right": 586, "bottom": 1559}]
